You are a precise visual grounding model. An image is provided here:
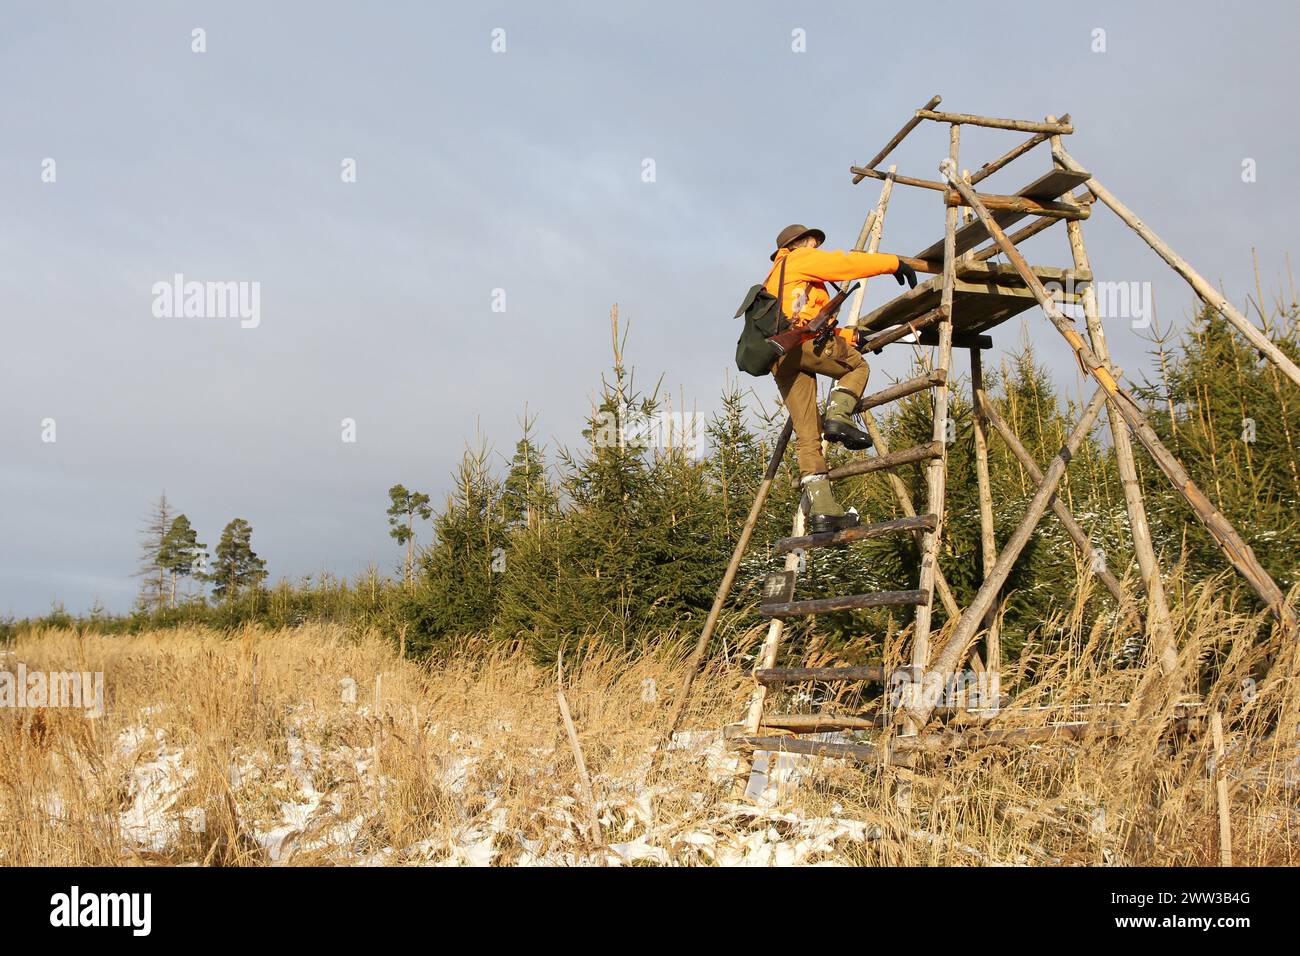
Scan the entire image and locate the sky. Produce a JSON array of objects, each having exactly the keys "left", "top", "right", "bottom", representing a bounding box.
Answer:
[{"left": 2, "top": 0, "right": 1298, "bottom": 617}]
